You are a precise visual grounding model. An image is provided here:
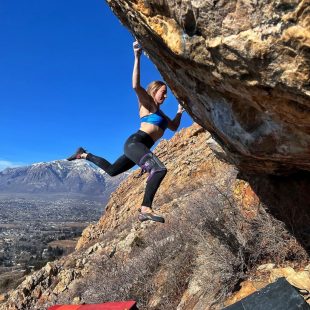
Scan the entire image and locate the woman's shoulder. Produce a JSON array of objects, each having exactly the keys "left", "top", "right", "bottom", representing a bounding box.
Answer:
[{"left": 135, "top": 87, "right": 155, "bottom": 110}]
